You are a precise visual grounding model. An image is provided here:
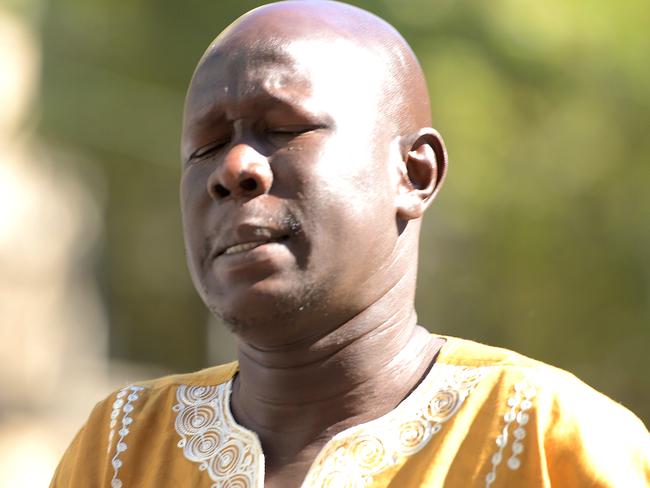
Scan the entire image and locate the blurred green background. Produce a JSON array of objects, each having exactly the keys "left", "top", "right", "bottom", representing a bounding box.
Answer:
[{"left": 15, "top": 0, "right": 650, "bottom": 422}]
